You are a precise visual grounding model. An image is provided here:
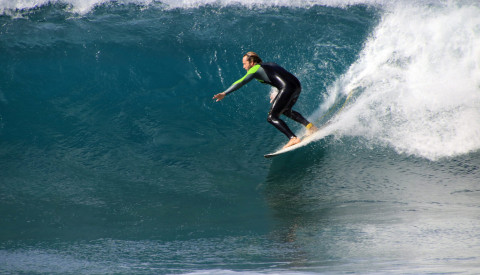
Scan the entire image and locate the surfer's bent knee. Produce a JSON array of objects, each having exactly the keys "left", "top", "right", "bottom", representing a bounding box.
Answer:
[{"left": 266, "top": 113, "right": 276, "bottom": 124}]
